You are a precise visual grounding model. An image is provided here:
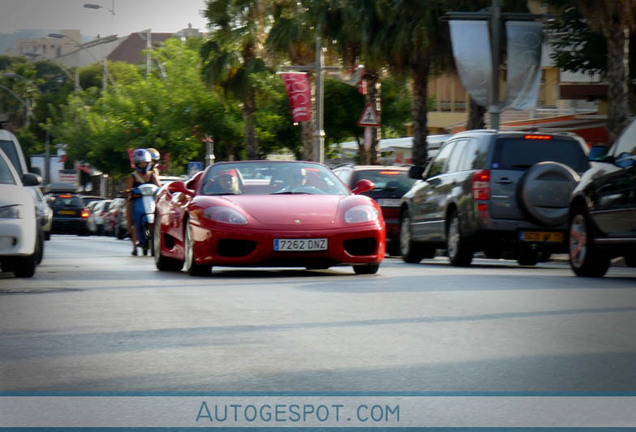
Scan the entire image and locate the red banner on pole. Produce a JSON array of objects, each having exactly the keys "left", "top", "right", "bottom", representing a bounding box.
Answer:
[
  {"left": 127, "top": 148, "right": 135, "bottom": 168},
  {"left": 279, "top": 72, "right": 311, "bottom": 123}
]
